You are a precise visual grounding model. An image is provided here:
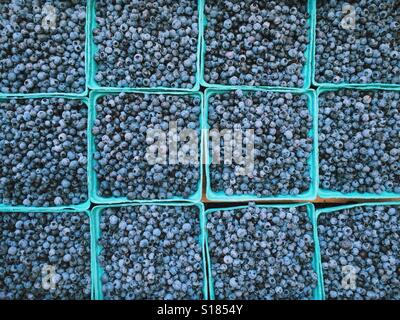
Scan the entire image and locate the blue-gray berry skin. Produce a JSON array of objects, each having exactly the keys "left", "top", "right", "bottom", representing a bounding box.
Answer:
[
  {"left": 203, "top": 0, "right": 310, "bottom": 87},
  {"left": 98, "top": 205, "right": 204, "bottom": 300},
  {"left": 207, "top": 204, "right": 317, "bottom": 300},
  {"left": 93, "top": 0, "right": 199, "bottom": 89},
  {"left": 0, "top": 98, "right": 88, "bottom": 207},
  {"left": 0, "top": 1, "right": 87, "bottom": 94},
  {"left": 0, "top": 211, "right": 91, "bottom": 300},
  {"left": 92, "top": 92, "right": 201, "bottom": 200},
  {"left": 319, "top": 89, "right": 400, "bottom": 195},
  {"left": 318, "top": 205, "right": 400, "bottom": 300},
  {"left": 315, "top": 0, "right": 400, "bottom": 85},
  {"left": 208, "top": 90, "right": 313, "bottom": 197}
]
